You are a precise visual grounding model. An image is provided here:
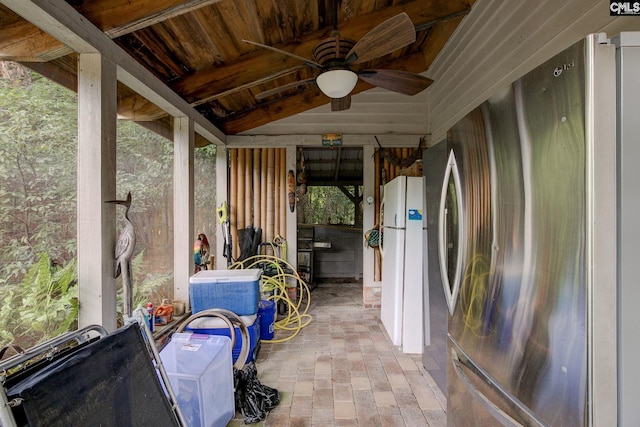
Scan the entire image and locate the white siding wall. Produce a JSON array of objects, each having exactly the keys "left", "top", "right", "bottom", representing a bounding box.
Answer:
[{"left": 428, "top": 0, "right": 640, "bottom": 143}]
